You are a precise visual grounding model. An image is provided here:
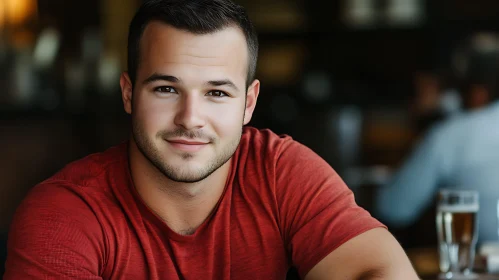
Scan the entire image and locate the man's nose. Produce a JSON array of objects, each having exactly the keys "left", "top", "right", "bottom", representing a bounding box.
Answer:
[{"left": 173, "top": 94, "right": 206, "bottom": 130}]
